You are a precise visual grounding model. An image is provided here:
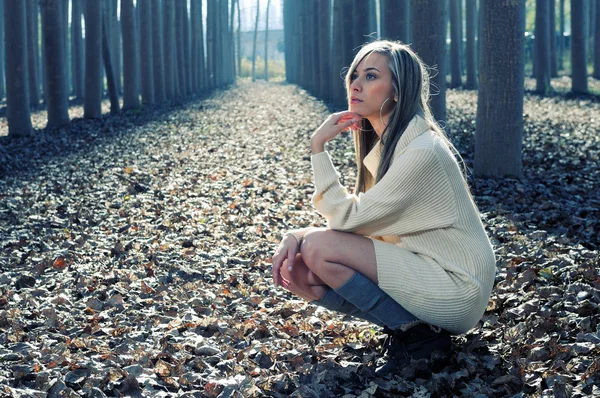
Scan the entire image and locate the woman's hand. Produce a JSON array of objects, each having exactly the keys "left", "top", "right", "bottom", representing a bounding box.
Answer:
[
  {"left": 311, "top": 111, "right": 362, "bottom": 154},
  {"left": 271, "top": 233, "right": 301, "bottom": 287}
]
